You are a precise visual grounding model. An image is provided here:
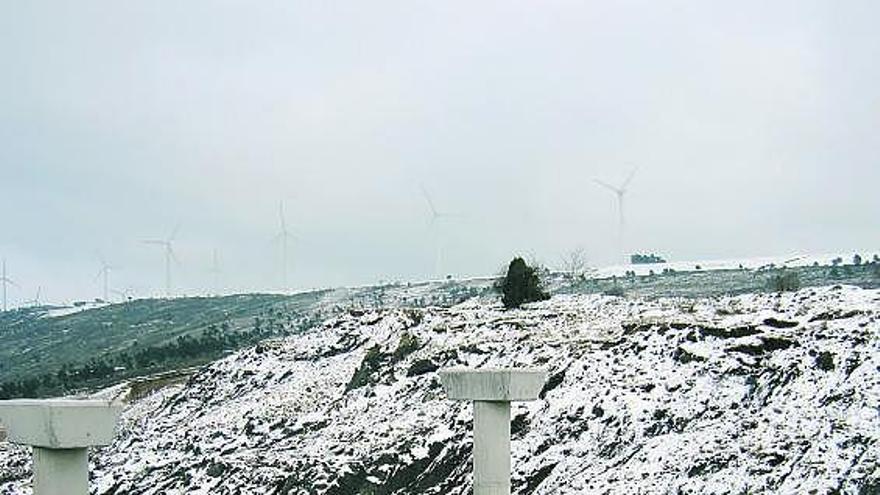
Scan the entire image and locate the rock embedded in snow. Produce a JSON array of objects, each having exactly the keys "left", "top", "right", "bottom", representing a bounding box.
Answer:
[{"left": 0, "top": 286, "right": 878, "bottom": 494}]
